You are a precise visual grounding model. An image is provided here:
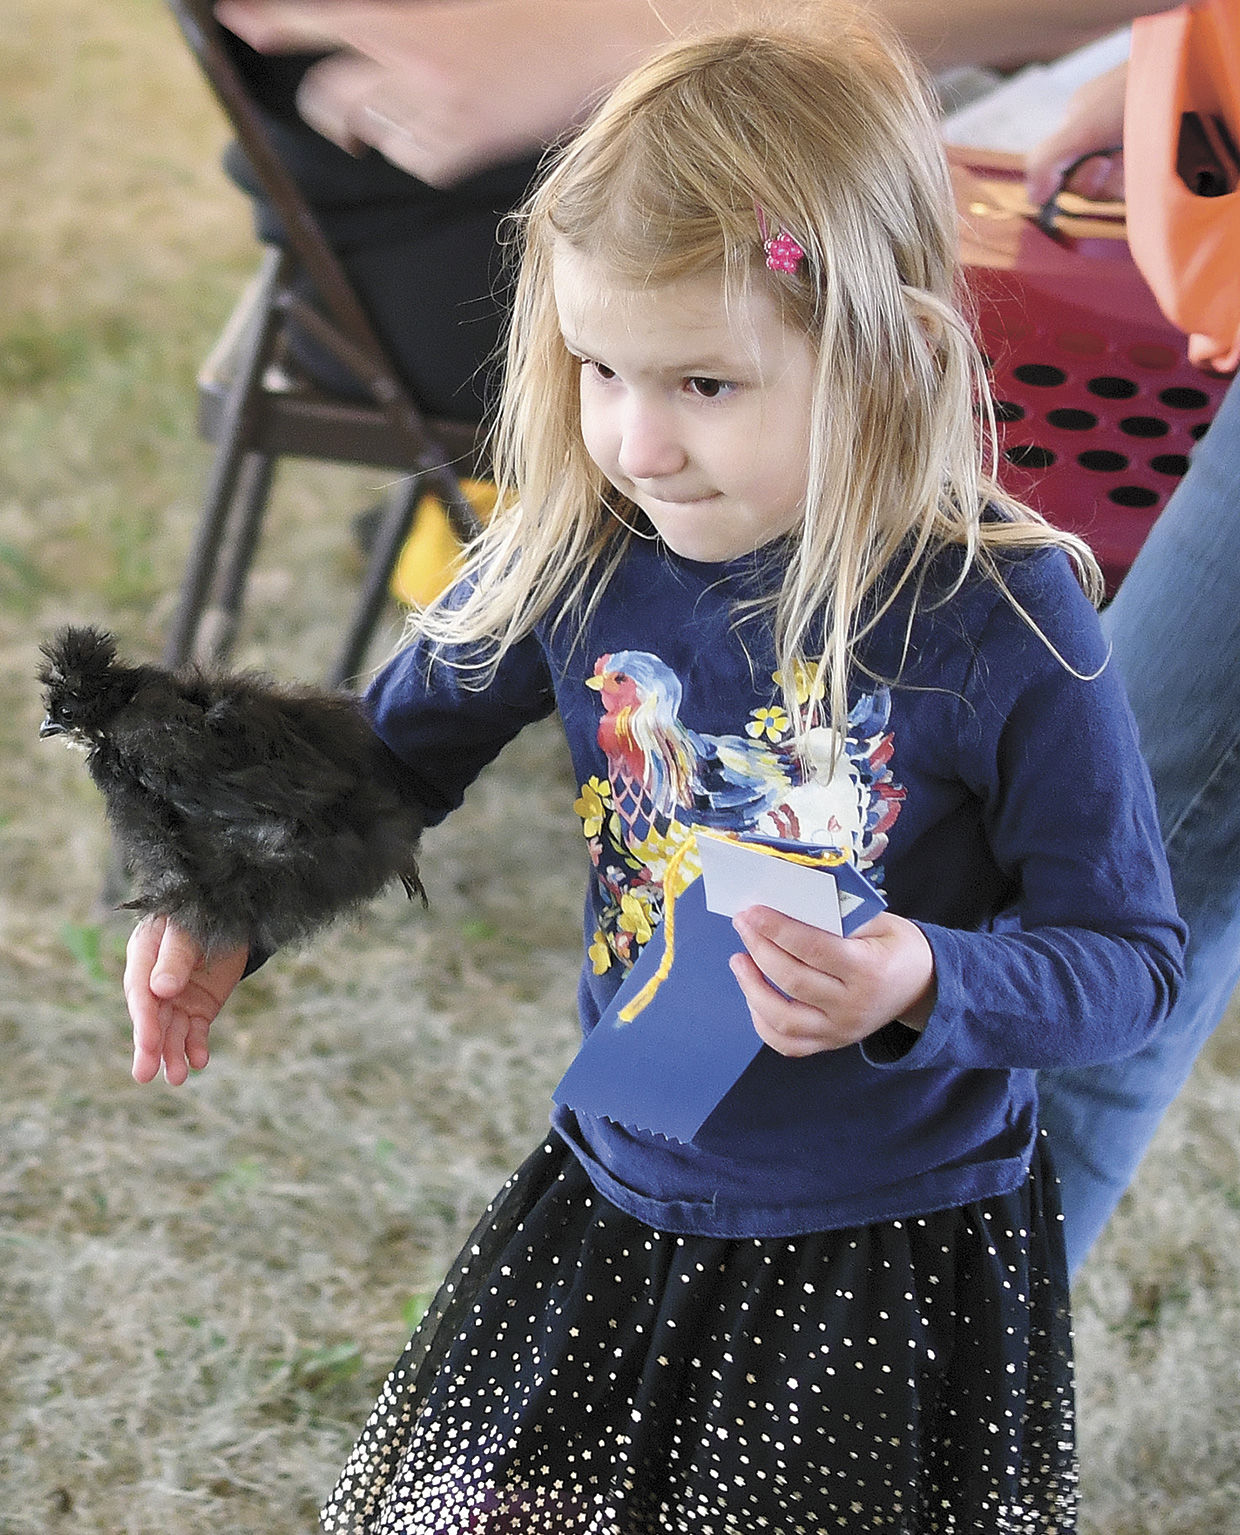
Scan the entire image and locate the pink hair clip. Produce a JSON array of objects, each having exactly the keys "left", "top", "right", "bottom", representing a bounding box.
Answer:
[{"left": 756, "top": 205, "right": 806, "bottom": 275}]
